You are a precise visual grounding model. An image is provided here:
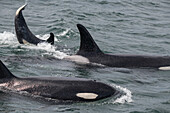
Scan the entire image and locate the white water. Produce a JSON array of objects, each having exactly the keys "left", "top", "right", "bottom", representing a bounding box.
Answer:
[
  {"left": 0, "top": 31, "right": 67, "bottom": 59},
  {"left": 112, "top": 84, "right": 133, "bottom": 104},
  {"left": 0, "top": 31, "right": 17, "bottom": 46},
  {"left": 56, "top": 28, "right": 70, "bottom": 37}
]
